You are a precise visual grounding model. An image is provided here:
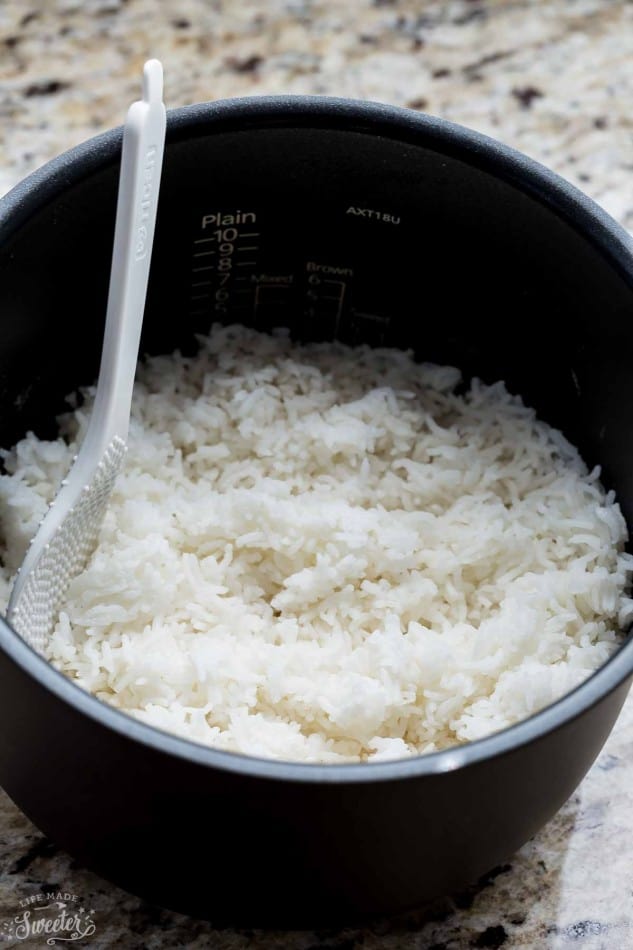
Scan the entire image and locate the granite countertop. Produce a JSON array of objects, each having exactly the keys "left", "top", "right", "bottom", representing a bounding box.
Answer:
[{"left": 1, "top": 1, "right": 633, "bottom": 947}]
